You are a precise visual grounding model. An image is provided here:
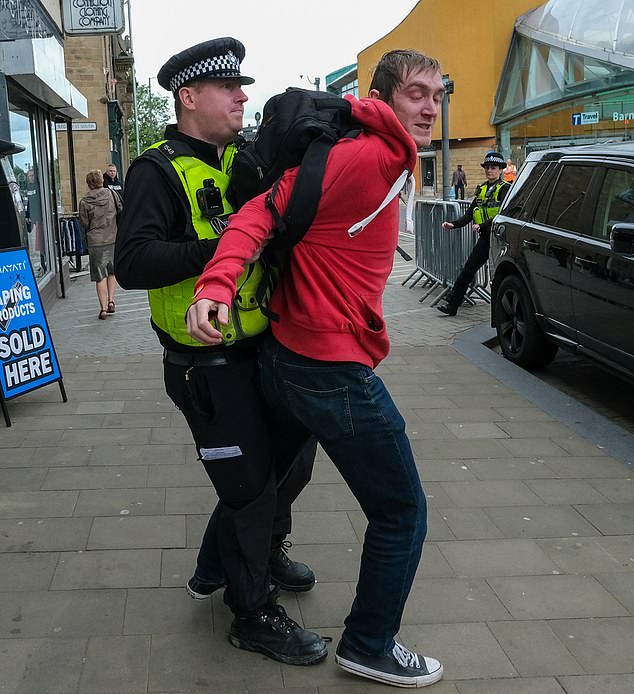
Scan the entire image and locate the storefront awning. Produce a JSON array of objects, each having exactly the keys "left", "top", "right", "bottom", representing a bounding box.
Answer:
[{"left": 0, "top": 36, "right": 88, "bottom": 119}]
